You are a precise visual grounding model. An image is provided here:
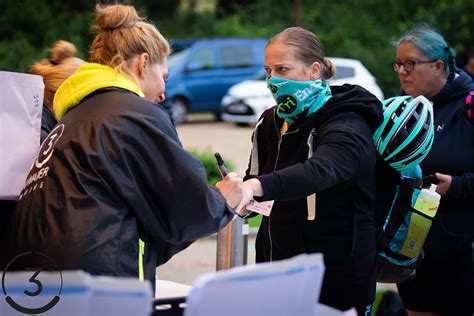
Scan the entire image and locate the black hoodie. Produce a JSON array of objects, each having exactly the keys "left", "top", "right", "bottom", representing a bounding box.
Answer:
[
  {"left": 4, "top": 88, "right": 233, "bottom": 285},
  {"left": 419, "top": 70, "right": 474, "bottom": 258},
  {"left": 245, "top": 84, "right": 383, "bottom": 310}
]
